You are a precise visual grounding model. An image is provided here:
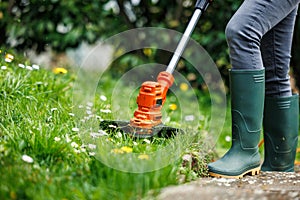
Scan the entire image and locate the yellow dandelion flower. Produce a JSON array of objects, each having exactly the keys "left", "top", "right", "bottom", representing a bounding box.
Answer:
[
  {"left": 169, "top": 103, "right": 177, "bottom": 111},
  {"left": 114, "top": 48, "right": 125, "bottom": 58},
  {"left": 178, "top": 60, "right": 185, "bottom": 68},
  {"left": 121, "top": 146, "right": 133, "bottom": 153},
  {"left": 168, "top": 20, "right": 180, "bottom": 28},
  {"left": 180, "top": 83, "right": 189, "bottom": 91},
  {"left": 143, "top": 48, "right": 152, "bottom": 57},
  {"left": 106, "top": 138, "right": 114, "bottom": 142},
  {"left": 138, "top": 154, "right": 149, "bottom": 160},
  {"left": 53, "top": 67, "right": 68, "bottom": 74},
  {"left": 111, "top": 148, "right": 124, "bottom": 154},
  {"left": 4, "top": 53, "right": 14, "bottom": 63}
]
